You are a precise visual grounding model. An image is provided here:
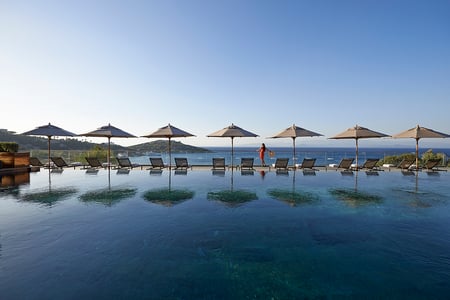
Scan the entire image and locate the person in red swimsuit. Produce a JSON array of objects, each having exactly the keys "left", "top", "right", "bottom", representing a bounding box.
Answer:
[{"left": 258, "top": 143, "right": 267, "bottom": 166}]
